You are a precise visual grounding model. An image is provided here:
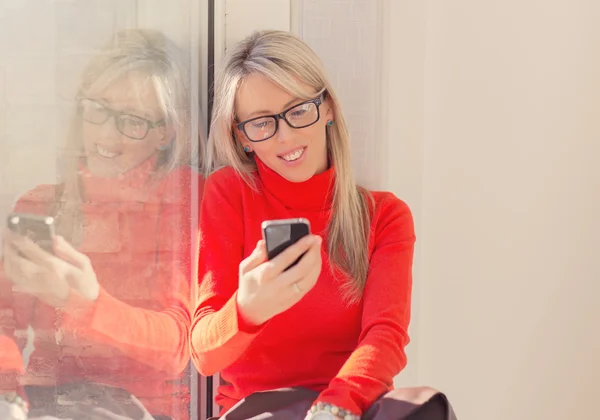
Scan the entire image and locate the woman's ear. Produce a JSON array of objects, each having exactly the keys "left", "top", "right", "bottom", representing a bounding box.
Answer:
[
  {"left": 157, "top": 126, "right": 174, "bottom": 151},
  {"left": 232, "top": 122, "right": 241, "bottom": 141},
  {"left": 324, "top": 97, "right": 335, "bottom": 120},
  {"left": 232, "top": 122, "right": 249, "bottom": 149},
  {"left": 156, "top": 141, "right": 169, "bottom": 151}
]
